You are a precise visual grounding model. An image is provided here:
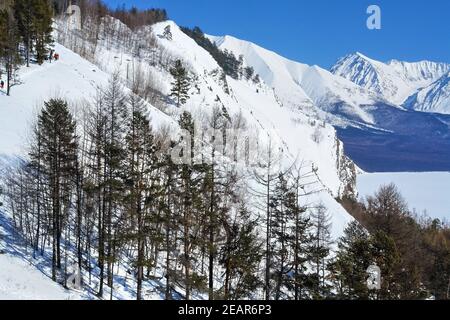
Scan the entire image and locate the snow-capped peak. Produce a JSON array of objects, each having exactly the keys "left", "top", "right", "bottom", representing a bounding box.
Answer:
[
  {"left": 404, "top": 71, "right": 450, "bottom": 114},
  {"left": 209, "top": 35, "right": 381, "bottom": 125},
  {"left": 331, "top": 53, "right": 450, "bottom": 106}
]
